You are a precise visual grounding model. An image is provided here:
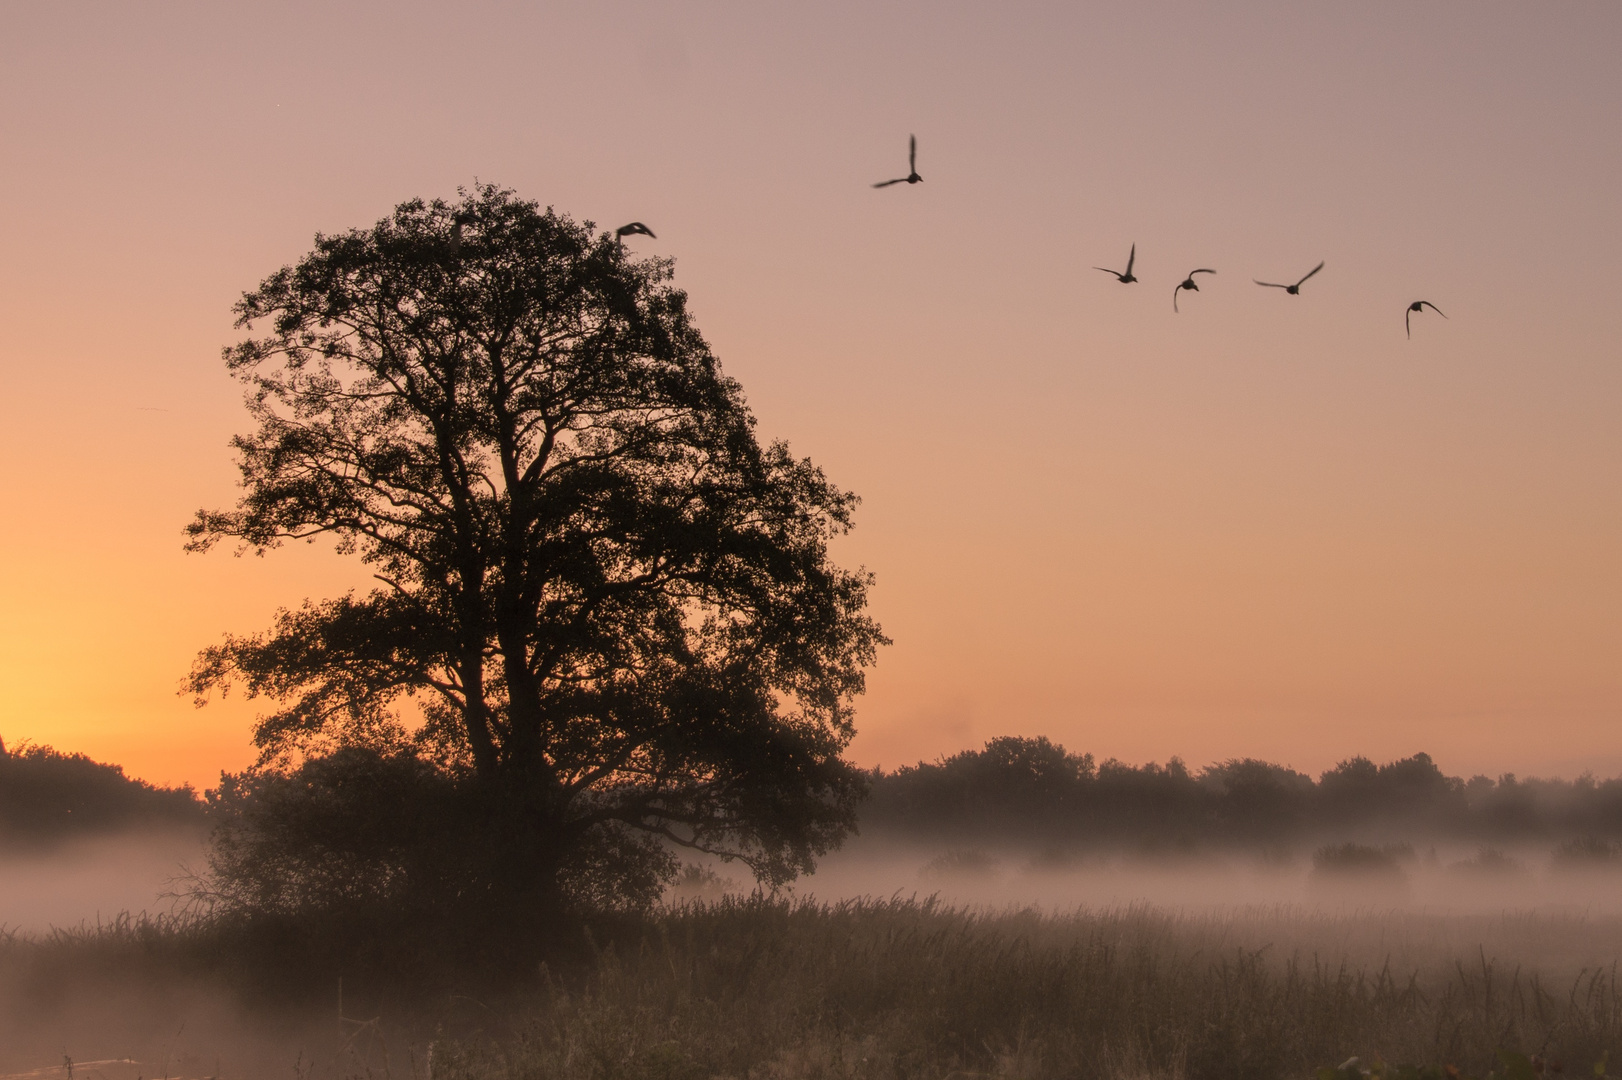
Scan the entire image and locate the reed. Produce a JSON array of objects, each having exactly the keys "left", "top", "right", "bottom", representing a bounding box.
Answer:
[
  {"left": 438, "top": 897, "right": 1622, "bottom": 1080},
  {"left": 4, "top": 898, "right": 1621, "bottom": 1079}
]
